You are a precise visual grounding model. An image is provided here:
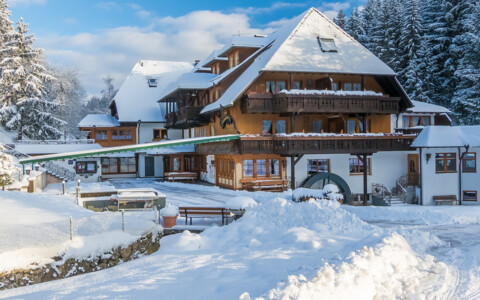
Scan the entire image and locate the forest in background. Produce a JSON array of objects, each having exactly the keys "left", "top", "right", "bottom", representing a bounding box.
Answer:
[{"left": 334, "top": 0, "right": 479, "bottom": 124}]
